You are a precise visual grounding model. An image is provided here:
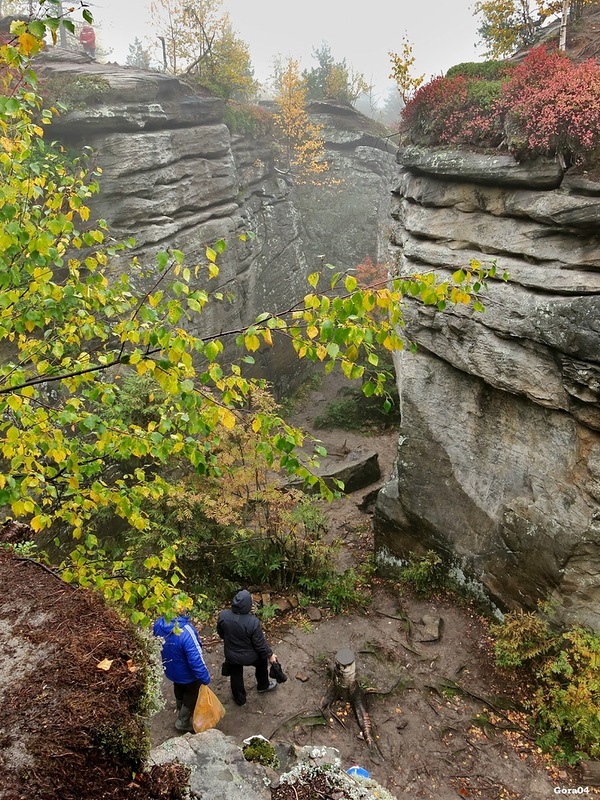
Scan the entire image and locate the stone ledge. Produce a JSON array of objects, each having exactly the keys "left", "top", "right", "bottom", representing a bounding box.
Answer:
[{"left": 398, "top": 145, "right": 564, "bottom": 189}]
